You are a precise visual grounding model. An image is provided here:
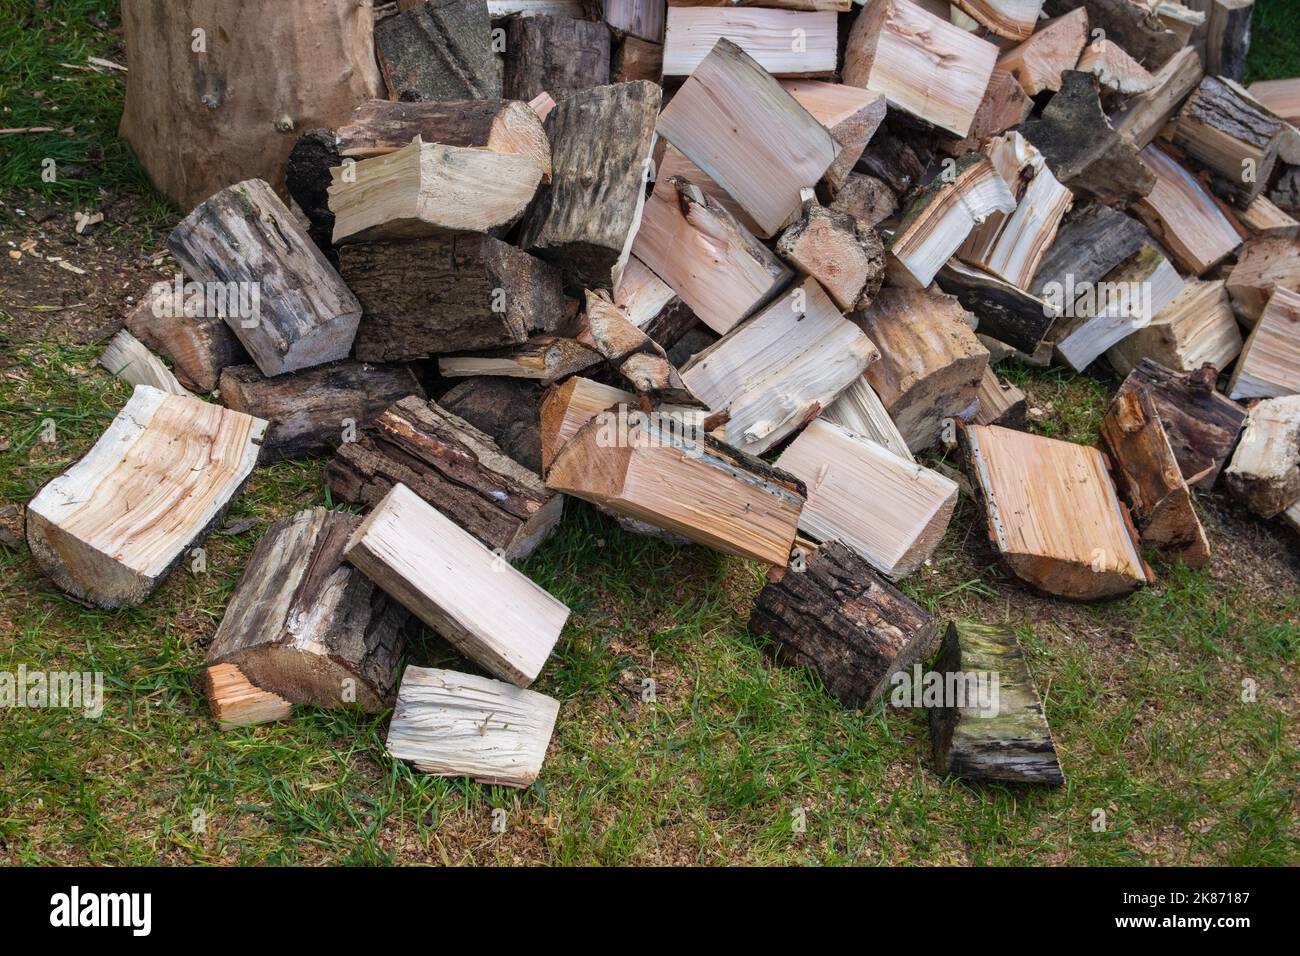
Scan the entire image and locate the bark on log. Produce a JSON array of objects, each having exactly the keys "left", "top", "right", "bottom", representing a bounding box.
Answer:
[
  {"left": 1172, "top": 75, "right": 1282, "bottom": 208},
  {"left": 123, "top": 282, "right": 249, "bottom": 393},
  {"left": 504, "top": 16, "right": 611, "bottom": 101},
  {"left": 935, "top": 259, "right": 1059, "bottom": 356},
  {"left": 374, "top": 0, "right": 501, "bottom": 101},
  {"left": 438, "top": 377, "right": 545, "bottom": 473},
  {"left": 1223, "top": 395, "right": 1300, "bottom": 518},
  {"left": 776, "top": 199, "right": 885, "bottom": 311}
]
